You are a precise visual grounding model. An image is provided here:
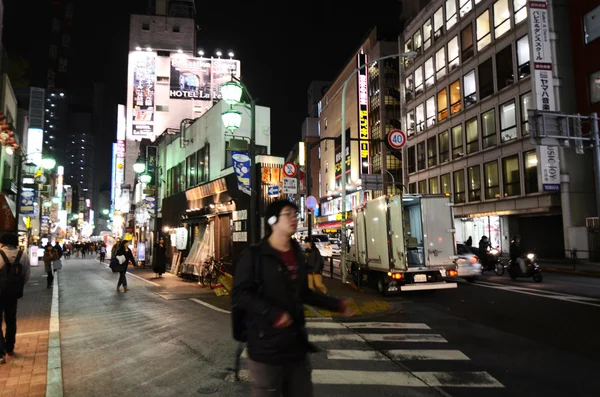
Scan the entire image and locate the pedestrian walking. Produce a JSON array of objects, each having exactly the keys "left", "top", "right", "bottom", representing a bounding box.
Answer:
[
  {"left": 232, "top": 199, "right": 354, "bottom": 397},
  {"left": 304, "top": 237, "right": 327, "bottom": 295},
  {"left": 42, "top": 244, "right": 57, "bottom": 289},
  {"left": 0, "top": 232, "right": 31, "bottom": 364},
  {"left": 152, "top": 237, "right": 167, "bottom": 277},
  {"left": 99, "top": 244, "right": 106, "bottom": 262},
  {"left": 115, "top": 240, "right": 135, "bottom": 292}
]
